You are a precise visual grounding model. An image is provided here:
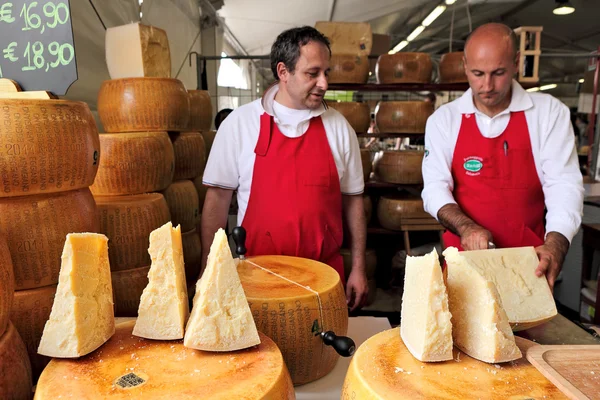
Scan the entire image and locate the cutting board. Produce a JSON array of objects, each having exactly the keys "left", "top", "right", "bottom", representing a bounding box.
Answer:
[{"left": 526, "top": 344, "right": 600, "bottom": 400}]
